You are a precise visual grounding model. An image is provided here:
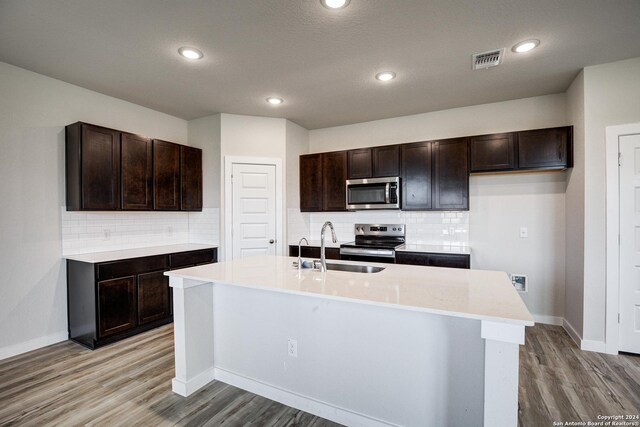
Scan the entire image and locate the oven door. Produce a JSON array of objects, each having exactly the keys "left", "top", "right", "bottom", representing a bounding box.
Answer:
[
  {"left": 346, "top": 177, "right": 400, "bottom": 210},
  {"left": 340, "top": 247, "right": 396, "bottom": 264}
]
